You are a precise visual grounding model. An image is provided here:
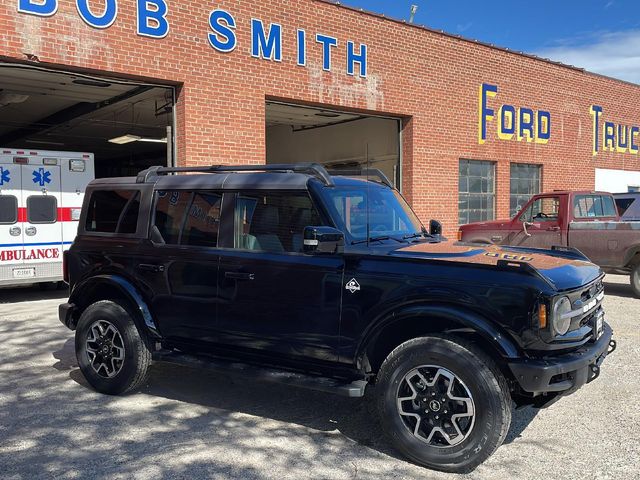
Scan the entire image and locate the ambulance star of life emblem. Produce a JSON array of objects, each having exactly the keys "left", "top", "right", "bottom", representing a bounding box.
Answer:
[
  {"left": 345, "top": 278, "right": 361, "bottom": 294},
  {"left": 0, "top": 167, "right": 10, "bottom": 185},
  {"left": 32, "top": 168, "right": 51, "bottom": 187}
]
